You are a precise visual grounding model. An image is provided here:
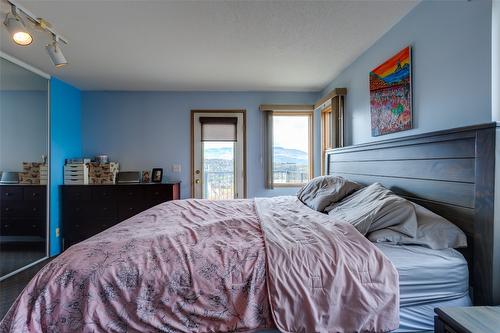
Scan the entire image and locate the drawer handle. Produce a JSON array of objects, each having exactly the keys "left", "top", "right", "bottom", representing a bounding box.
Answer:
[
  {"left": 128, "top": 207, "right": 133, "bottom": 211},
  {"left": 32, "top": 224, "right": 37, "bottom": 228},
  {"left": 103, "top": 207, "right": 108, "bottom": 211},
  {"left": 5, "top": 193, "right": 11, "bottom": 196},
  {"left": 32, "top": 208, "right": 38, "bottom": 212},
  {"left": 32, "top": 193, "right": 38, "bottom": 197},
  {"left": 5, "top": 208, "right": 10, "bottom": 212}
]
